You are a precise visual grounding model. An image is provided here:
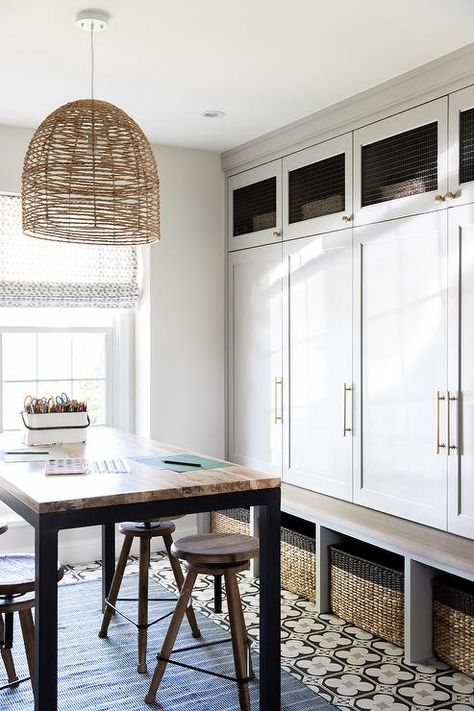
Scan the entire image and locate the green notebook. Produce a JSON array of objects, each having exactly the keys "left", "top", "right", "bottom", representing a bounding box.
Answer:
[{"left": 129, "top": 453, "right": 231, "bottom": 473}]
